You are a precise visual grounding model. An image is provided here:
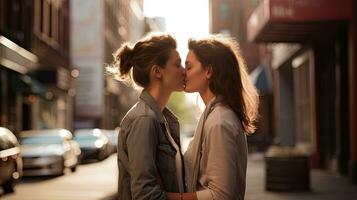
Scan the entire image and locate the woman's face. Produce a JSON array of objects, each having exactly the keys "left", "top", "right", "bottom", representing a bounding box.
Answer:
[
  {"left": 184, "top": 50, "right": 209, "bottom": 93},
  {"left": 161, "top": 49, "right": 186, "bottom": 92}
]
